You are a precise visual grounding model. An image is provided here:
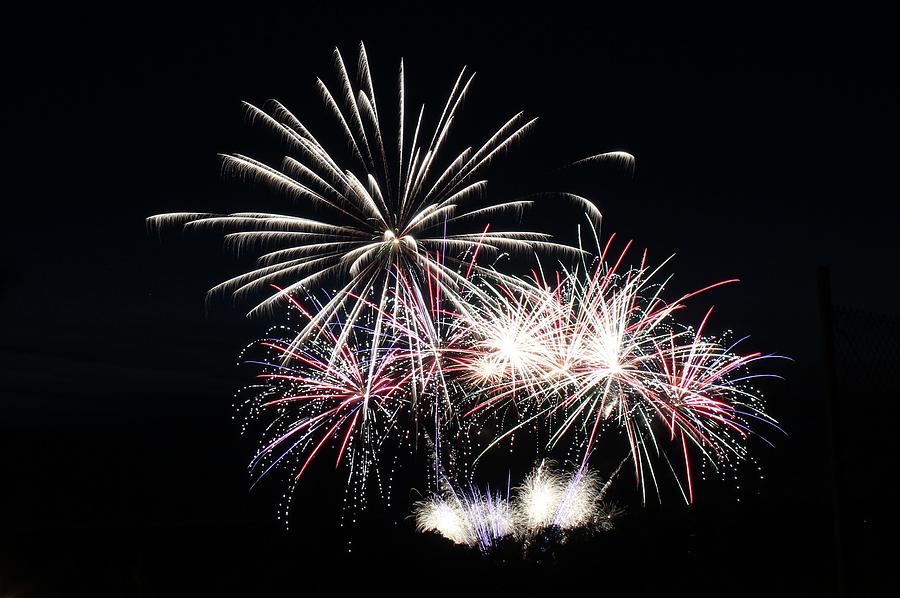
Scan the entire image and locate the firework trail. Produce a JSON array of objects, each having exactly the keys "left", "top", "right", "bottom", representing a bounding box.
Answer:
[{"left": 235, "top": 278, "right": 491, "bottom": 505}]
